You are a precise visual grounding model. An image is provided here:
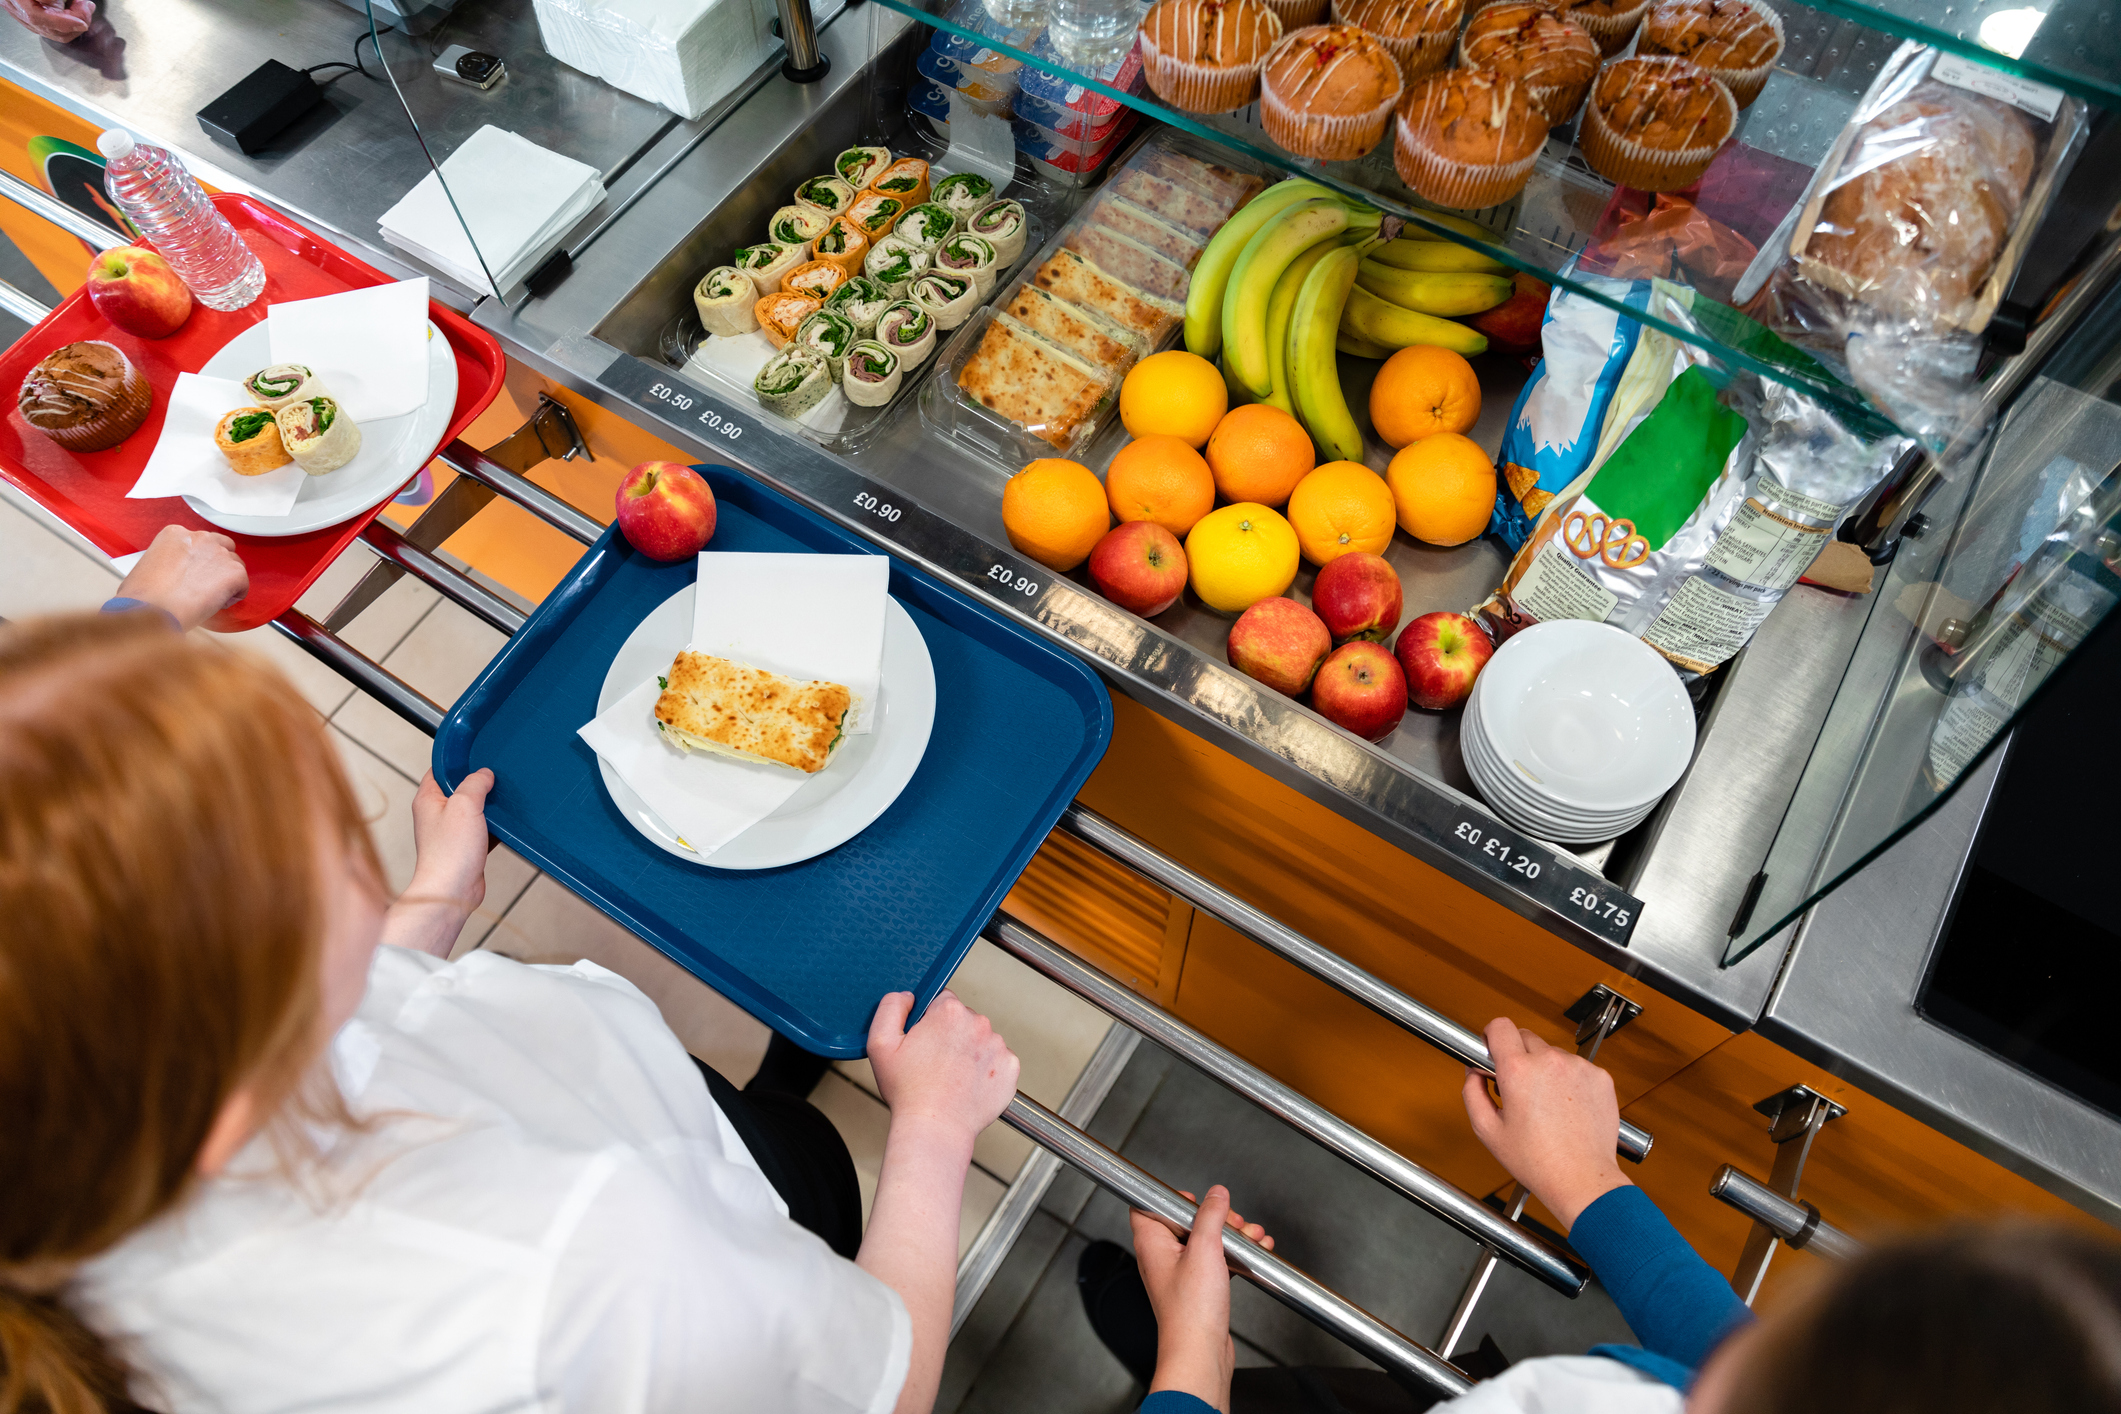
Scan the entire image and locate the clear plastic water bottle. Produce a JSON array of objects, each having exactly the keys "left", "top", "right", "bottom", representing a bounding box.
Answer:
[
  {"left": 97, "top": 129, "right": 266, "bottom": 313},
  {"left": 1050, "top": 0, "right": 1136, "bottom": 71}
]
